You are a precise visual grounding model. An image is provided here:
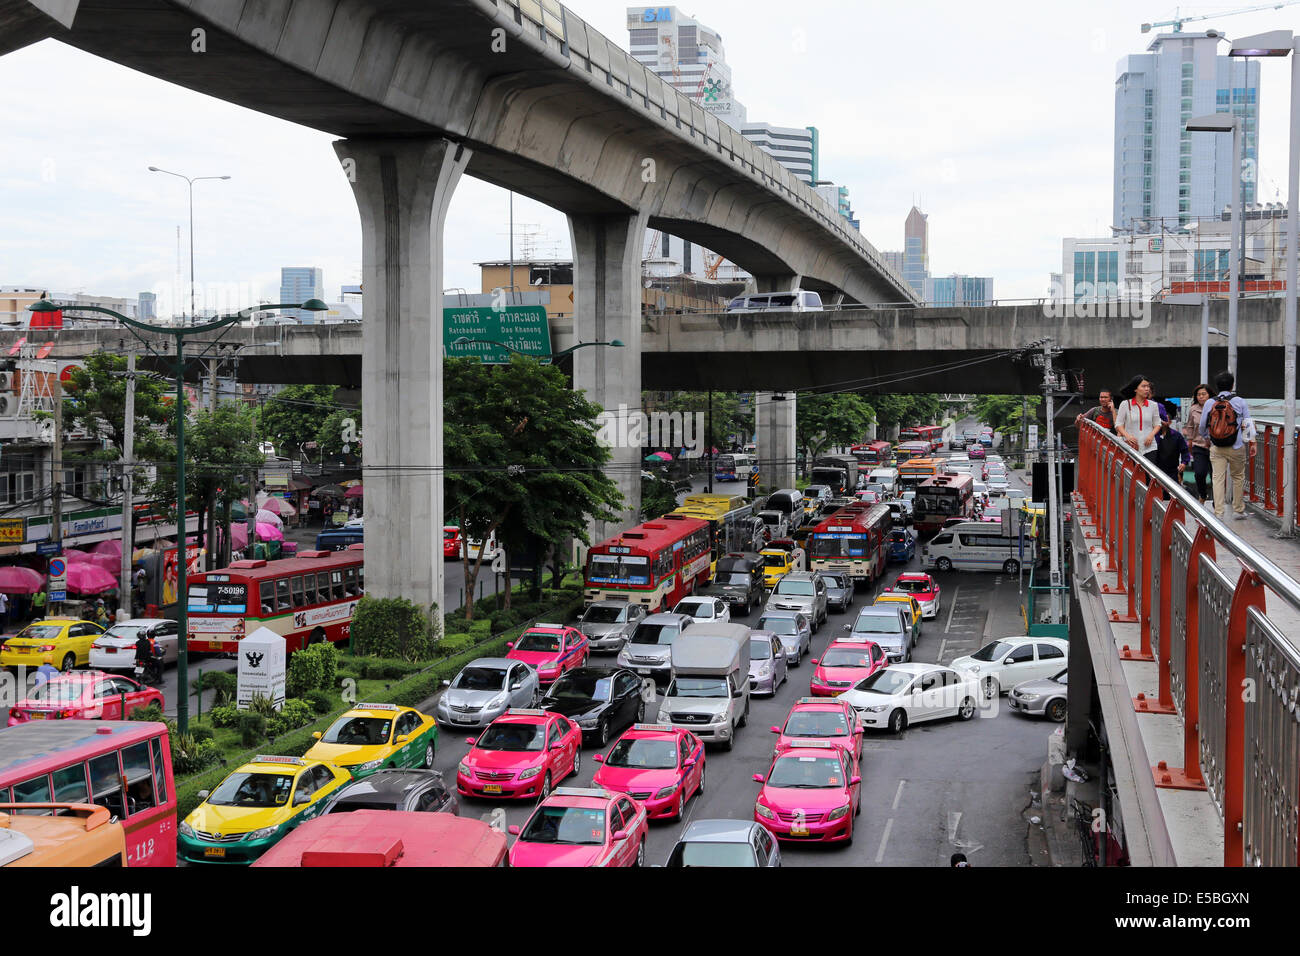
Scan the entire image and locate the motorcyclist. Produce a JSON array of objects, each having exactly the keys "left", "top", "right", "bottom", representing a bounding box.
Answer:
[{"left": 134, "top": 630, "right": 157, "bottom": 675}]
